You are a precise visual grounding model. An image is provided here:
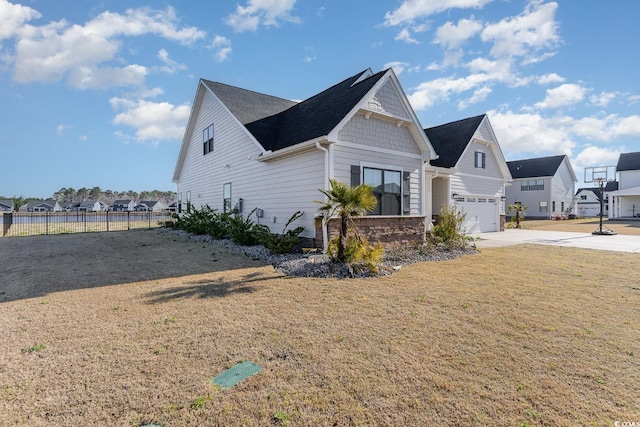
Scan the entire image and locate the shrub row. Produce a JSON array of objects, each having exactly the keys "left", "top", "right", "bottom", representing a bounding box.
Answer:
[{"left": 164, "top": 206, "right": 305, "bottom": 254}]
